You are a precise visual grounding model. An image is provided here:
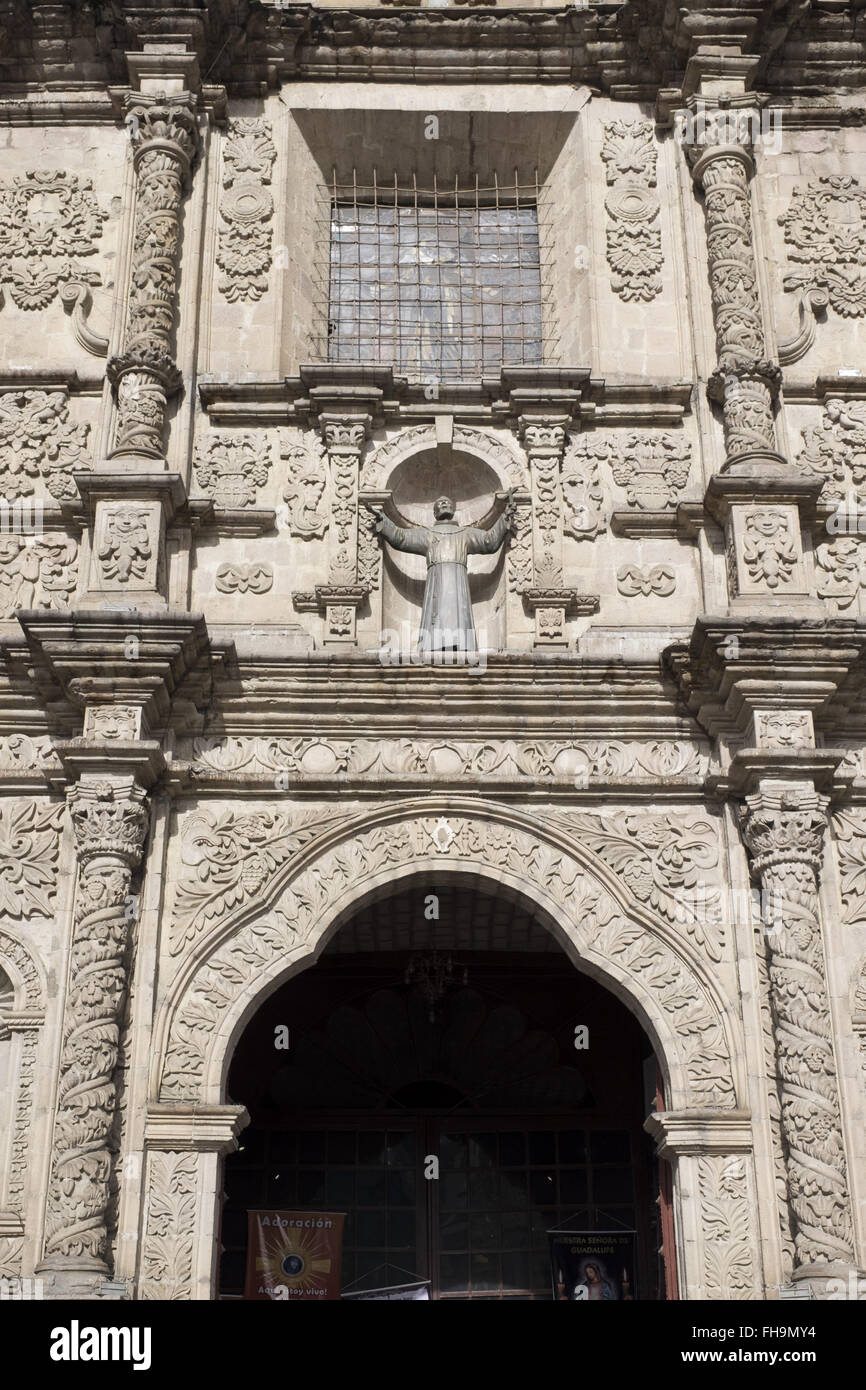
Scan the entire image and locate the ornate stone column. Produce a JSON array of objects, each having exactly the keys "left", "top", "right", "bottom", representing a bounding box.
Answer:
[
  {"left": 681, "top": 100, "right": 822, "bottom": 611},
  {"left": 738, "top": 777, "right": 856, "bottom": 1282},
  {"left": 78, "top": 46, "right": 206, "bottom": 615},
  {"left": 107, "top": 93, "right": 198, "bottom": 461},
  {"left": 38, "top": 773, "right": 151, "bottom": 1296},
  {"left": 685, "top": 105, "right": 781, "bottom": 468}
]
